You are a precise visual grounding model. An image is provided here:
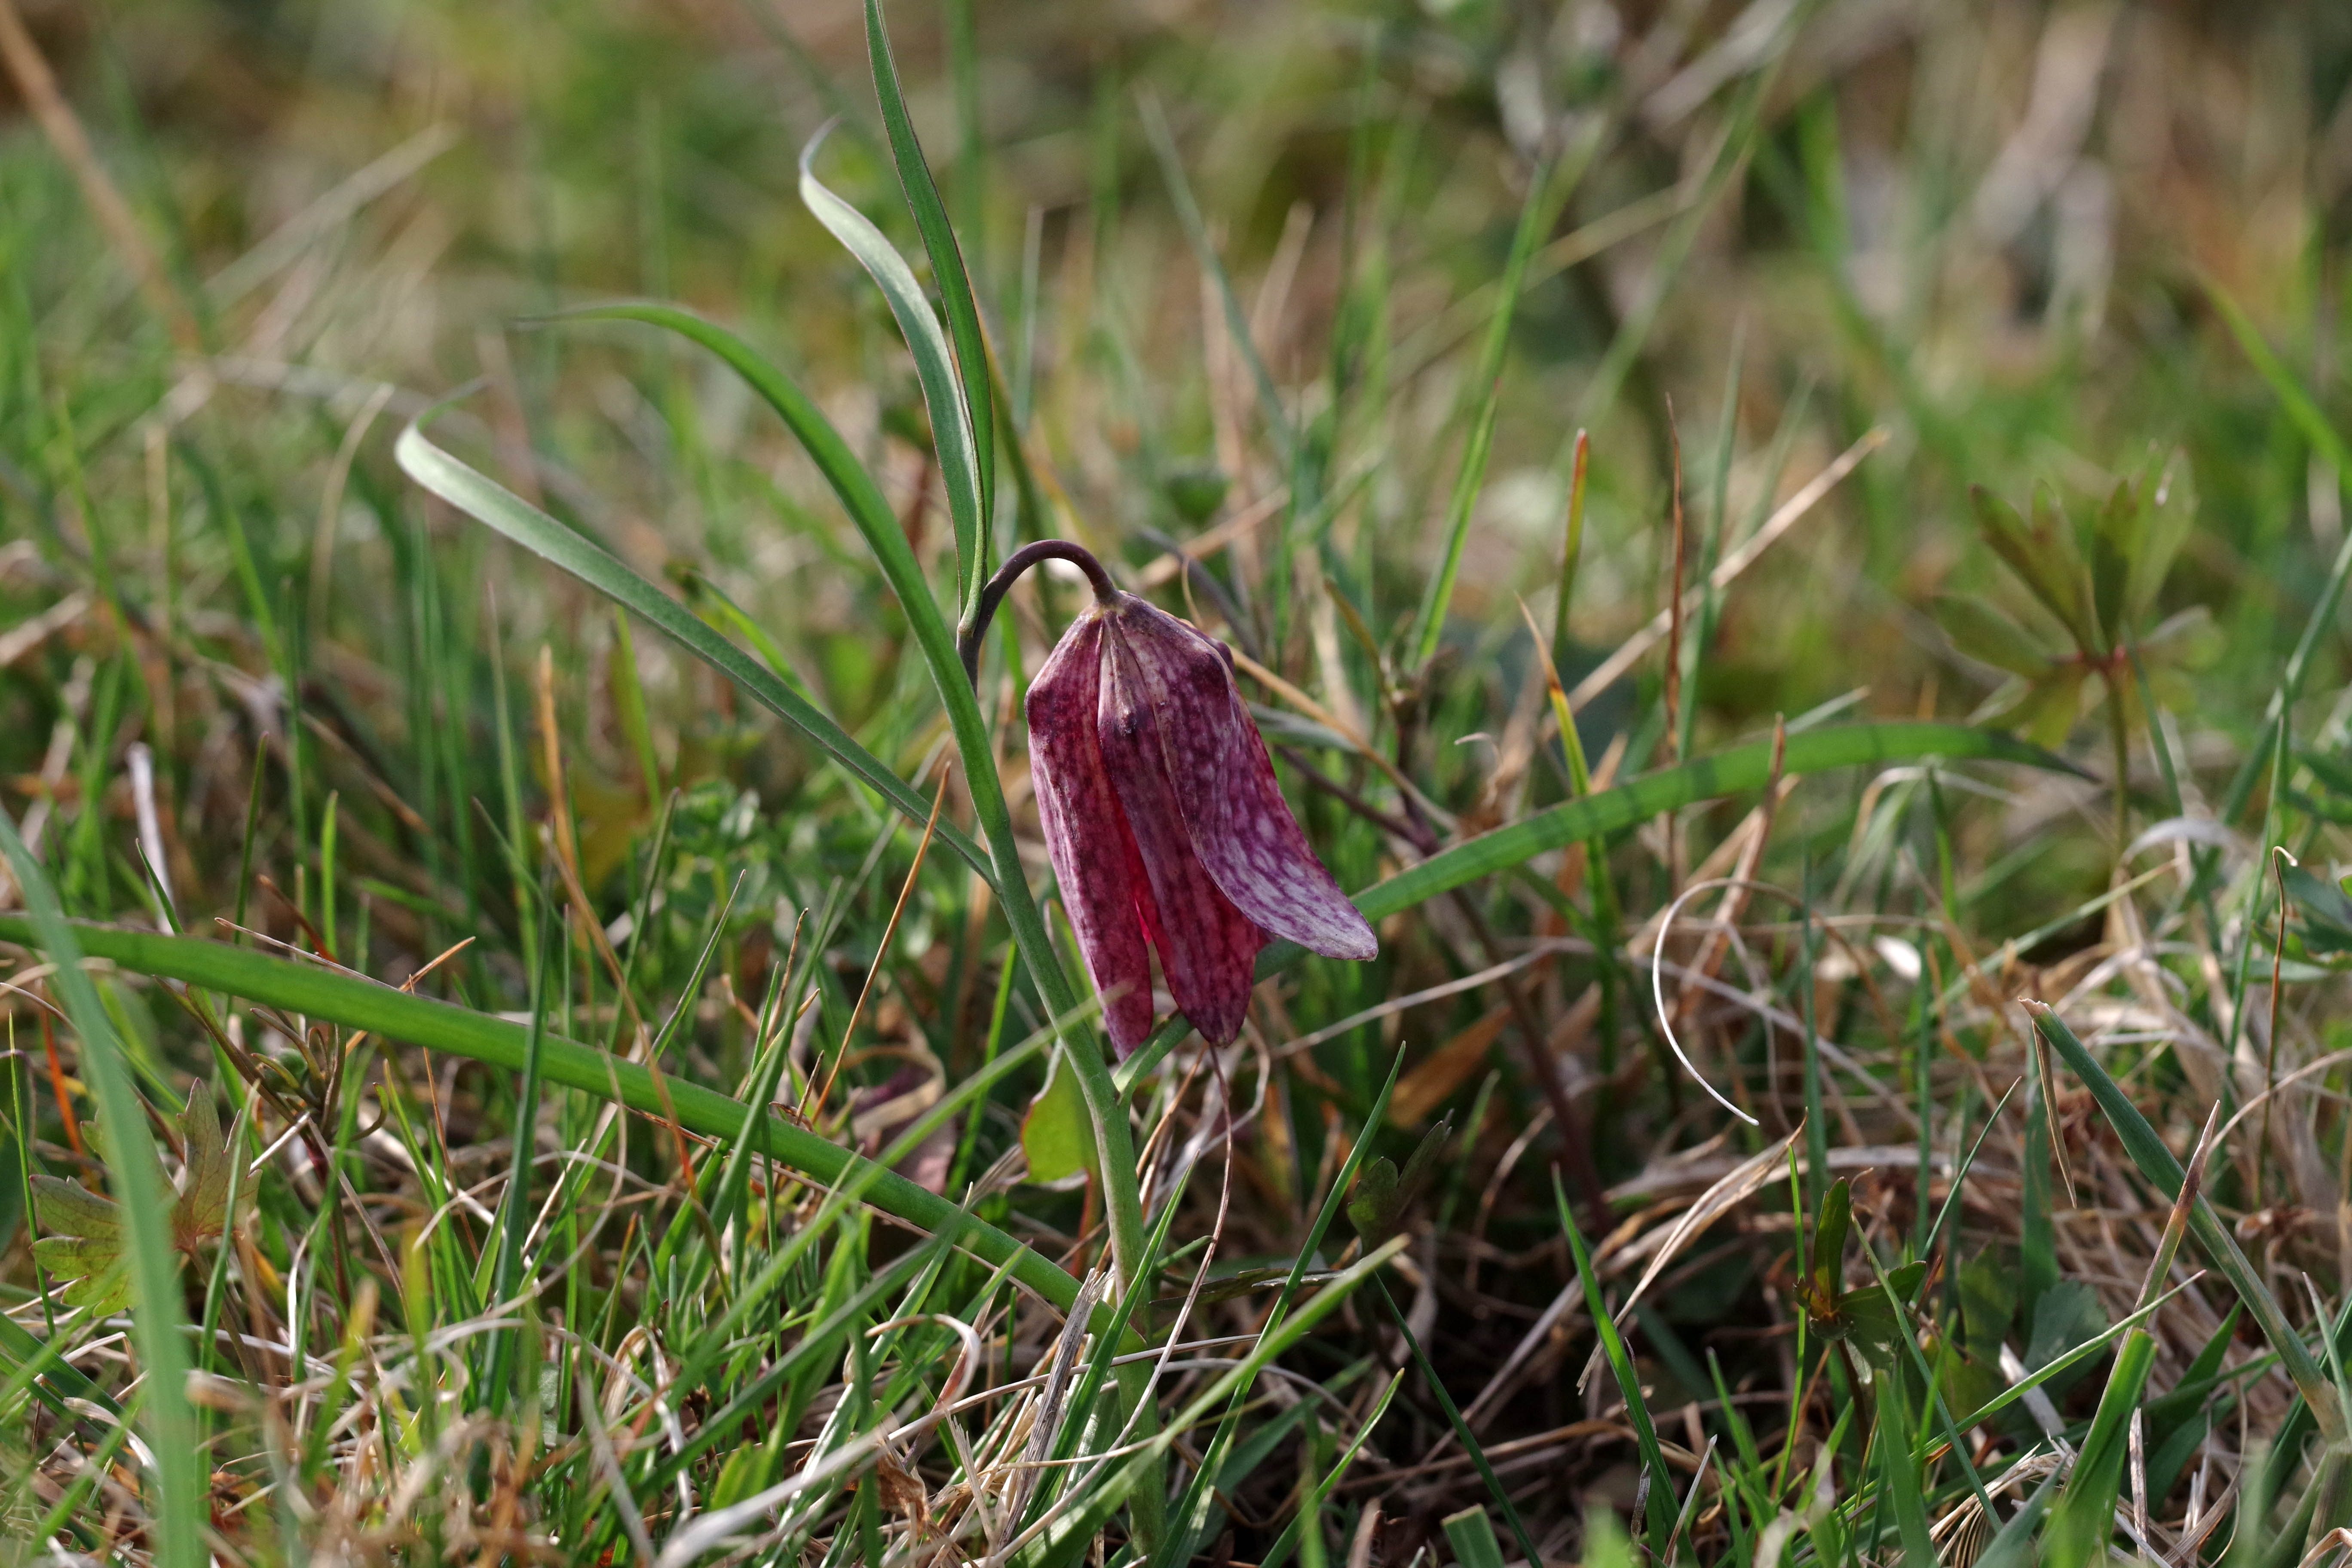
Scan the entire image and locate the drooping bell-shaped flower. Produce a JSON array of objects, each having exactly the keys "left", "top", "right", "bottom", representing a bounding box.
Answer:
[{"left": 1024, "top": 585, "right": 1378, "bottom": 1054}]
